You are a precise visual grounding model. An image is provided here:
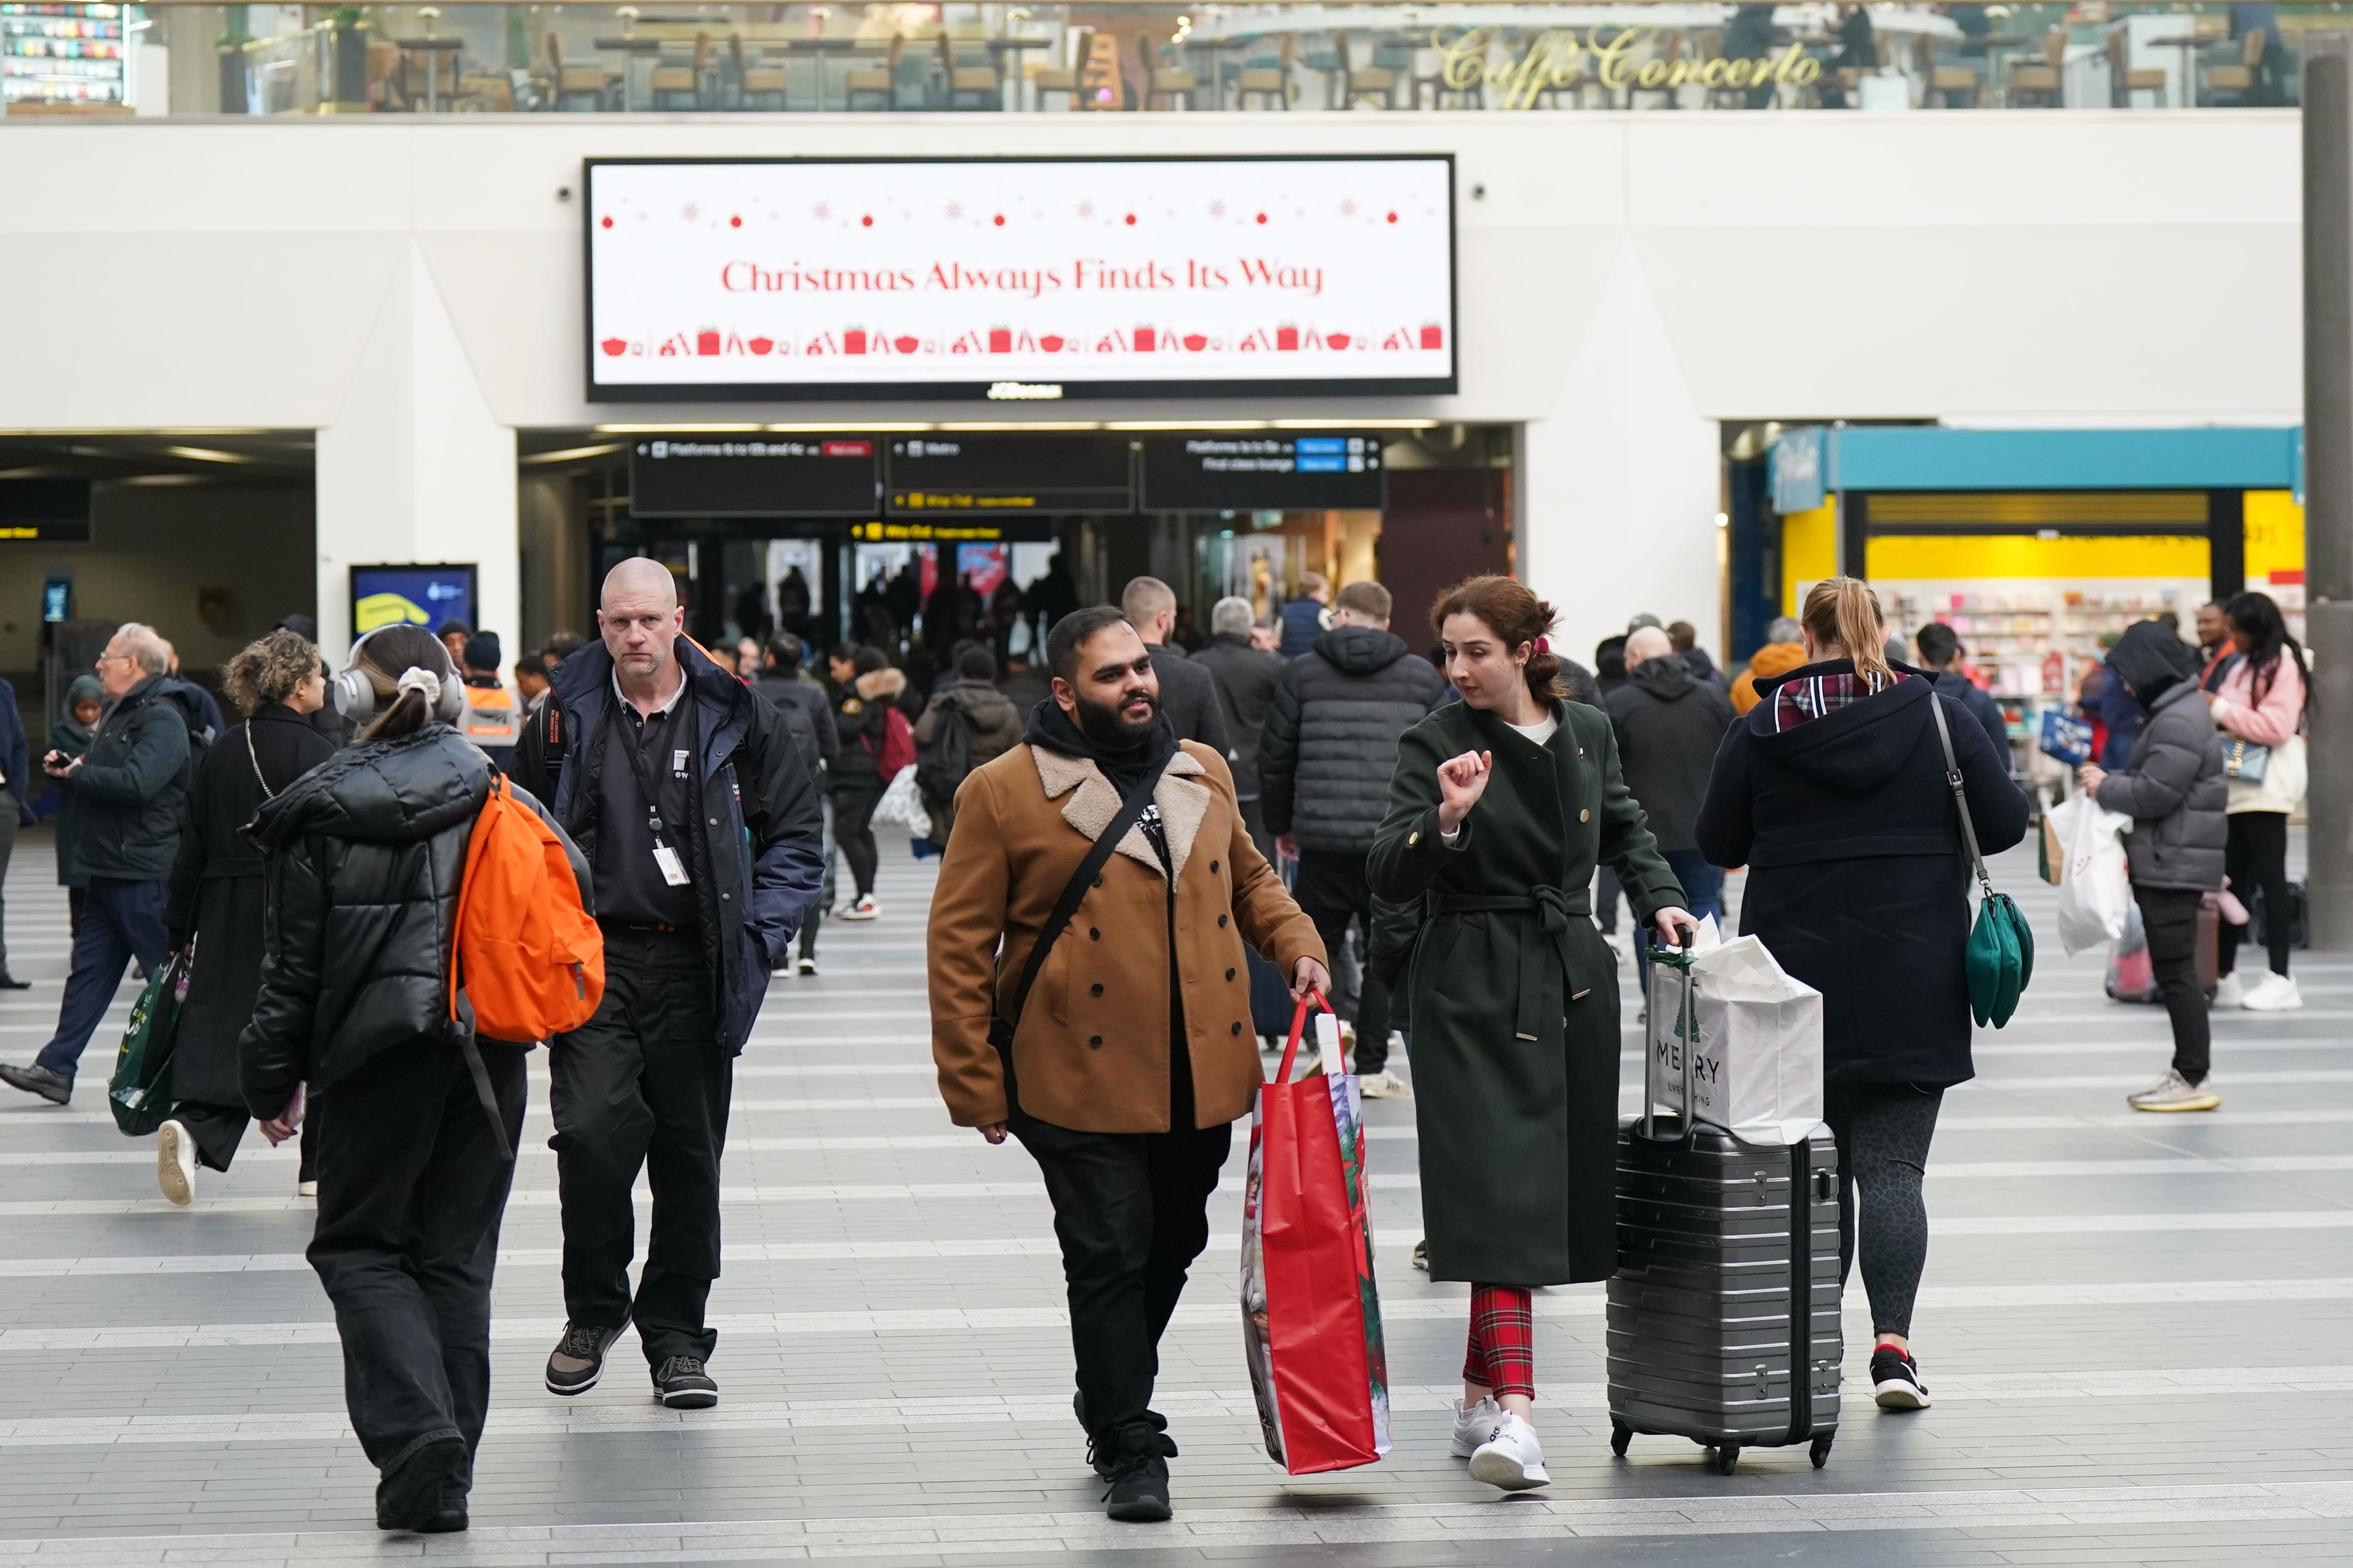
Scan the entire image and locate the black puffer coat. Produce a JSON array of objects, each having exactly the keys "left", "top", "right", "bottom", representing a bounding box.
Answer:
[
  {"left": 1260, "top": 626, "right": 1448, "bottom": 853},
  {"left": 238, "top": 726, "right": 582, "bottom": 1117},
  {"left": 55, "top": 673, "right": 197, "bottom": 881},
  {"left": 2094, "top": 627, "right": 2225, "bottom": 894}
]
